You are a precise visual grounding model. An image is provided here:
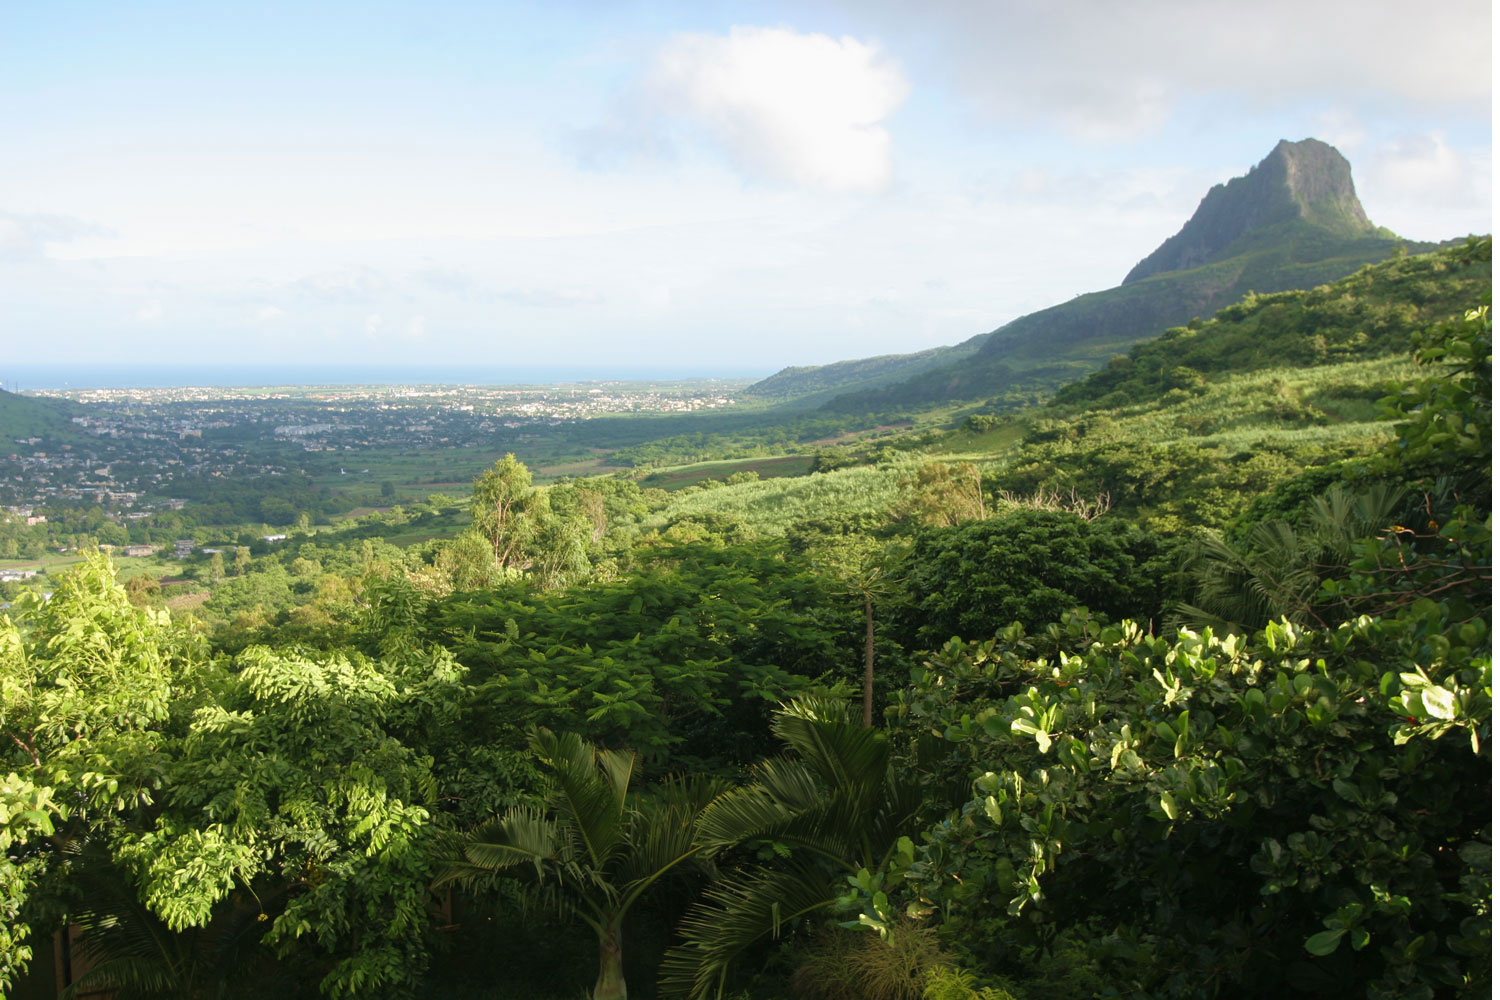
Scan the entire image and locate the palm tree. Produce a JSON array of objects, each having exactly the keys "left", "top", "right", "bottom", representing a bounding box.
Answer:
[
  {"left": 438, "top": 728, "right": 725, "bottom": 1000},
  {"left": 658, "top": 697, "right": 928, "bottom": 999},
  {"left": 1172, "top": 484, "right": 1408, "bottom": 631}
]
